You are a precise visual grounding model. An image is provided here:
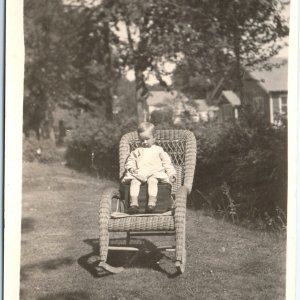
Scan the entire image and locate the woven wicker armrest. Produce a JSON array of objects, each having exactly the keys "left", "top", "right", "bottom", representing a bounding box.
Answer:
[
  {"left": 99, "top": 186, "right": 120, "bottom": 216},
  {"left": 174, "top": 186, "right": 188, "bottom": 266},
  {"left": 174, "top": 186, "right": 189, "bottom": 211},
  {"left": 99, "top": 186, "right": 119, "bottom": 263}
]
